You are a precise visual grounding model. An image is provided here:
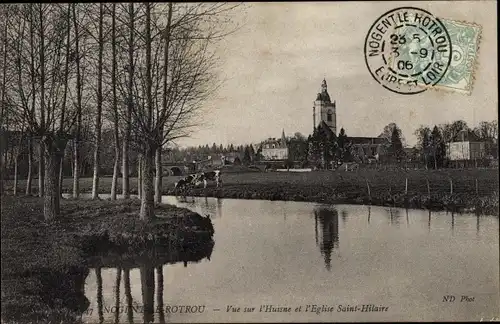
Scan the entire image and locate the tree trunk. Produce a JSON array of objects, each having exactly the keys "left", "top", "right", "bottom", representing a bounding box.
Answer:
[
  {"left": 70, "top": 143, "right": 75, "bottom": 180},
  {"left": 73, "top": 139, "right": 79, "bottom": 198},
  {"left": 156, "top": 2, "right": 172, "bottom": 206},
  {"left": 91, "top": 4, "right": 104, "bottom": 200},
  {"left": 58, "top": 3, "right": 71, "bottom": 199},
  {"left": 26, "top": 136, "right": 33, "bottom": 195},
  {"left": 59, "top": 154, "right": 64, "bottom": 196},
  {"left": 0, "top": 8, "right": 7, "bottom": 197},
  {"left": 155, "top": 147, "right": 162, "bottom": 204},
  {"left": 38, "top": 142, "right": 45, "bottom": 197},
  {"left": 123, "top": 2, "right": 134, "bottom": 200},
  {"left": 122, "top": 137, "right": 130, "bottom": 199},
  {"left": 13, "top": 155, "right": 18, "bottom": 196},
  {"left": 28, "top": 5, "right": 36, "bottom": 196},
  {"left": 140, "top": 147, "right": 155, "bottom": 221},
  {"left": 72, "top": 4, "right": 82, "bottom": 199},
  {"left": 43, "top": 147, "right": 60, "bottom": 220},
  {"left": 111, "top": 156, "right": 119, "bottom": 200},
  {"left": 0, "top": 154, "right": 4, "bottom": 197},
  {"left": 110, "top": 3, "right": 119, "bottom": 201},
  {"left": 38, "top": 4, "right": 46, "bottom": 198},
  {"left": 137, "top": 155, "right": 142, "bottom": 199},
  {"left": 141, "top": 3, "right": 154, "bottom": 221},
  {"left": 43, "top": 136, "right": 68, "bottom": 221}
]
